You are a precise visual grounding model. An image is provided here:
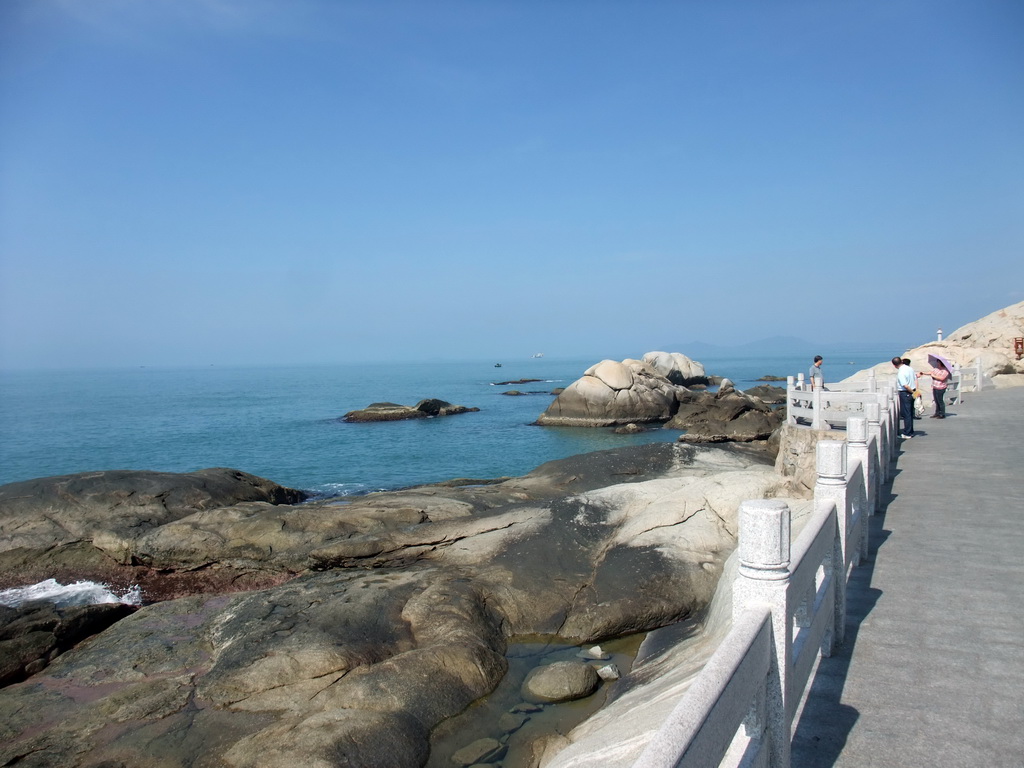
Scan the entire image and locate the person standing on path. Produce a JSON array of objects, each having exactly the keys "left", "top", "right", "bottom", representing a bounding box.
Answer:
[
  {"left": 809, "top": 355, "right": 824, "bottom": 391},
  {"left": 893, "top": 356, "right": 916, "bottom": 437},
  {"left": 918, "top": 359, "right": 951, "bottom": 418}
]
